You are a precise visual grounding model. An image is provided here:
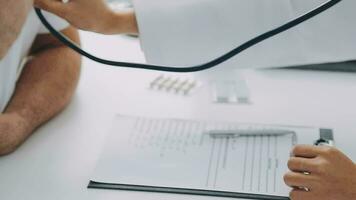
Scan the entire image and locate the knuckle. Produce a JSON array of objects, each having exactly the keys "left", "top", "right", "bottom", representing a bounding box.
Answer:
[
  {"left": 314, "top": 160, "right": 328, "bottom": 174},
  {"left": 314, "top": 161, "right": 323, "bottom": 173},
  {"left": 320, "top": 146, "right": 336, "bottom": 156},
  {"left": 309, "top": 163, "right": 319, "bottom": 173},
  {"left": 328, "top": 147, "right": 339, "bottom": 155}
]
